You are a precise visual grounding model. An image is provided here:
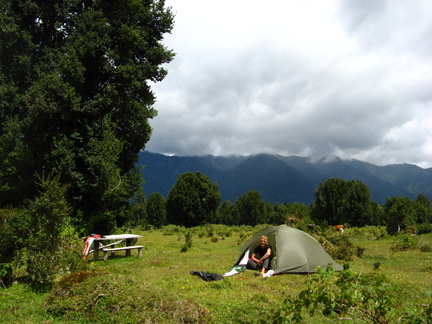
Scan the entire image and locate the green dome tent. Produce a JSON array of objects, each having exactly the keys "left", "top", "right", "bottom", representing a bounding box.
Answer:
[{"left": 236, "top": 225, "right": 342, "bottom": 274}]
